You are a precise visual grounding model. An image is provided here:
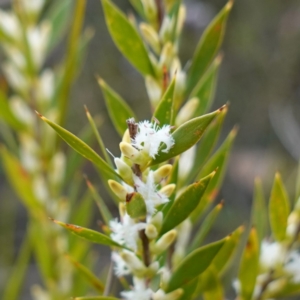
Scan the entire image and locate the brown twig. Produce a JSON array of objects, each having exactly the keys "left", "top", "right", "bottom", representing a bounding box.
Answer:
[{"left": 139, "top": 229, "right": 151, "bottom": 267}]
